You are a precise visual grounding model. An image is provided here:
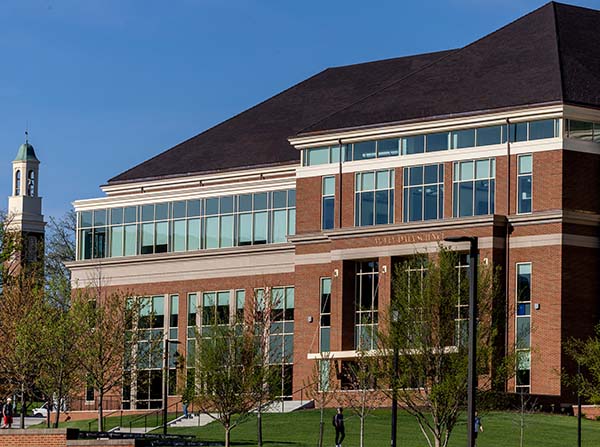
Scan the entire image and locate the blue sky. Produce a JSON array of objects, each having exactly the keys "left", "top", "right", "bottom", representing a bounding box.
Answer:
[{"left": 0, "top": 0, "right": 597, "bottom": 219}]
